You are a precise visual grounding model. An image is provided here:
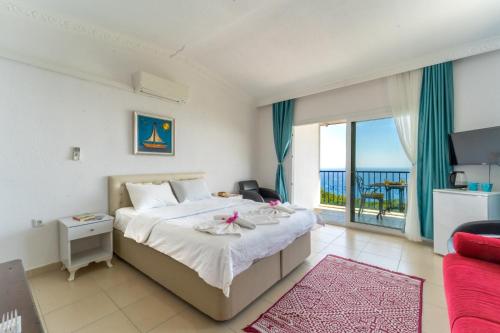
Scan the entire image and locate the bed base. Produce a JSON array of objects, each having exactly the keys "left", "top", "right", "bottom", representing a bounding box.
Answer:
[{"left": 113, "top": 229, "right": 310, "bottom": 321}]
